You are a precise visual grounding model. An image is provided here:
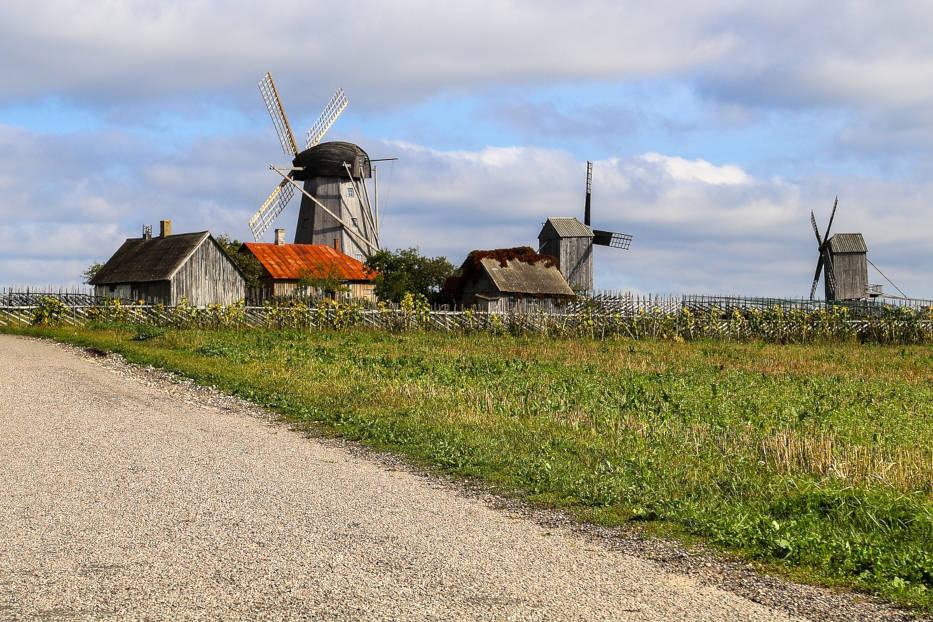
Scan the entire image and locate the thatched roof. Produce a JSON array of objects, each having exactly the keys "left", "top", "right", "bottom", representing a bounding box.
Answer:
[{"left": 91, "top": 232, "right": 210, "bottom": 285}]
